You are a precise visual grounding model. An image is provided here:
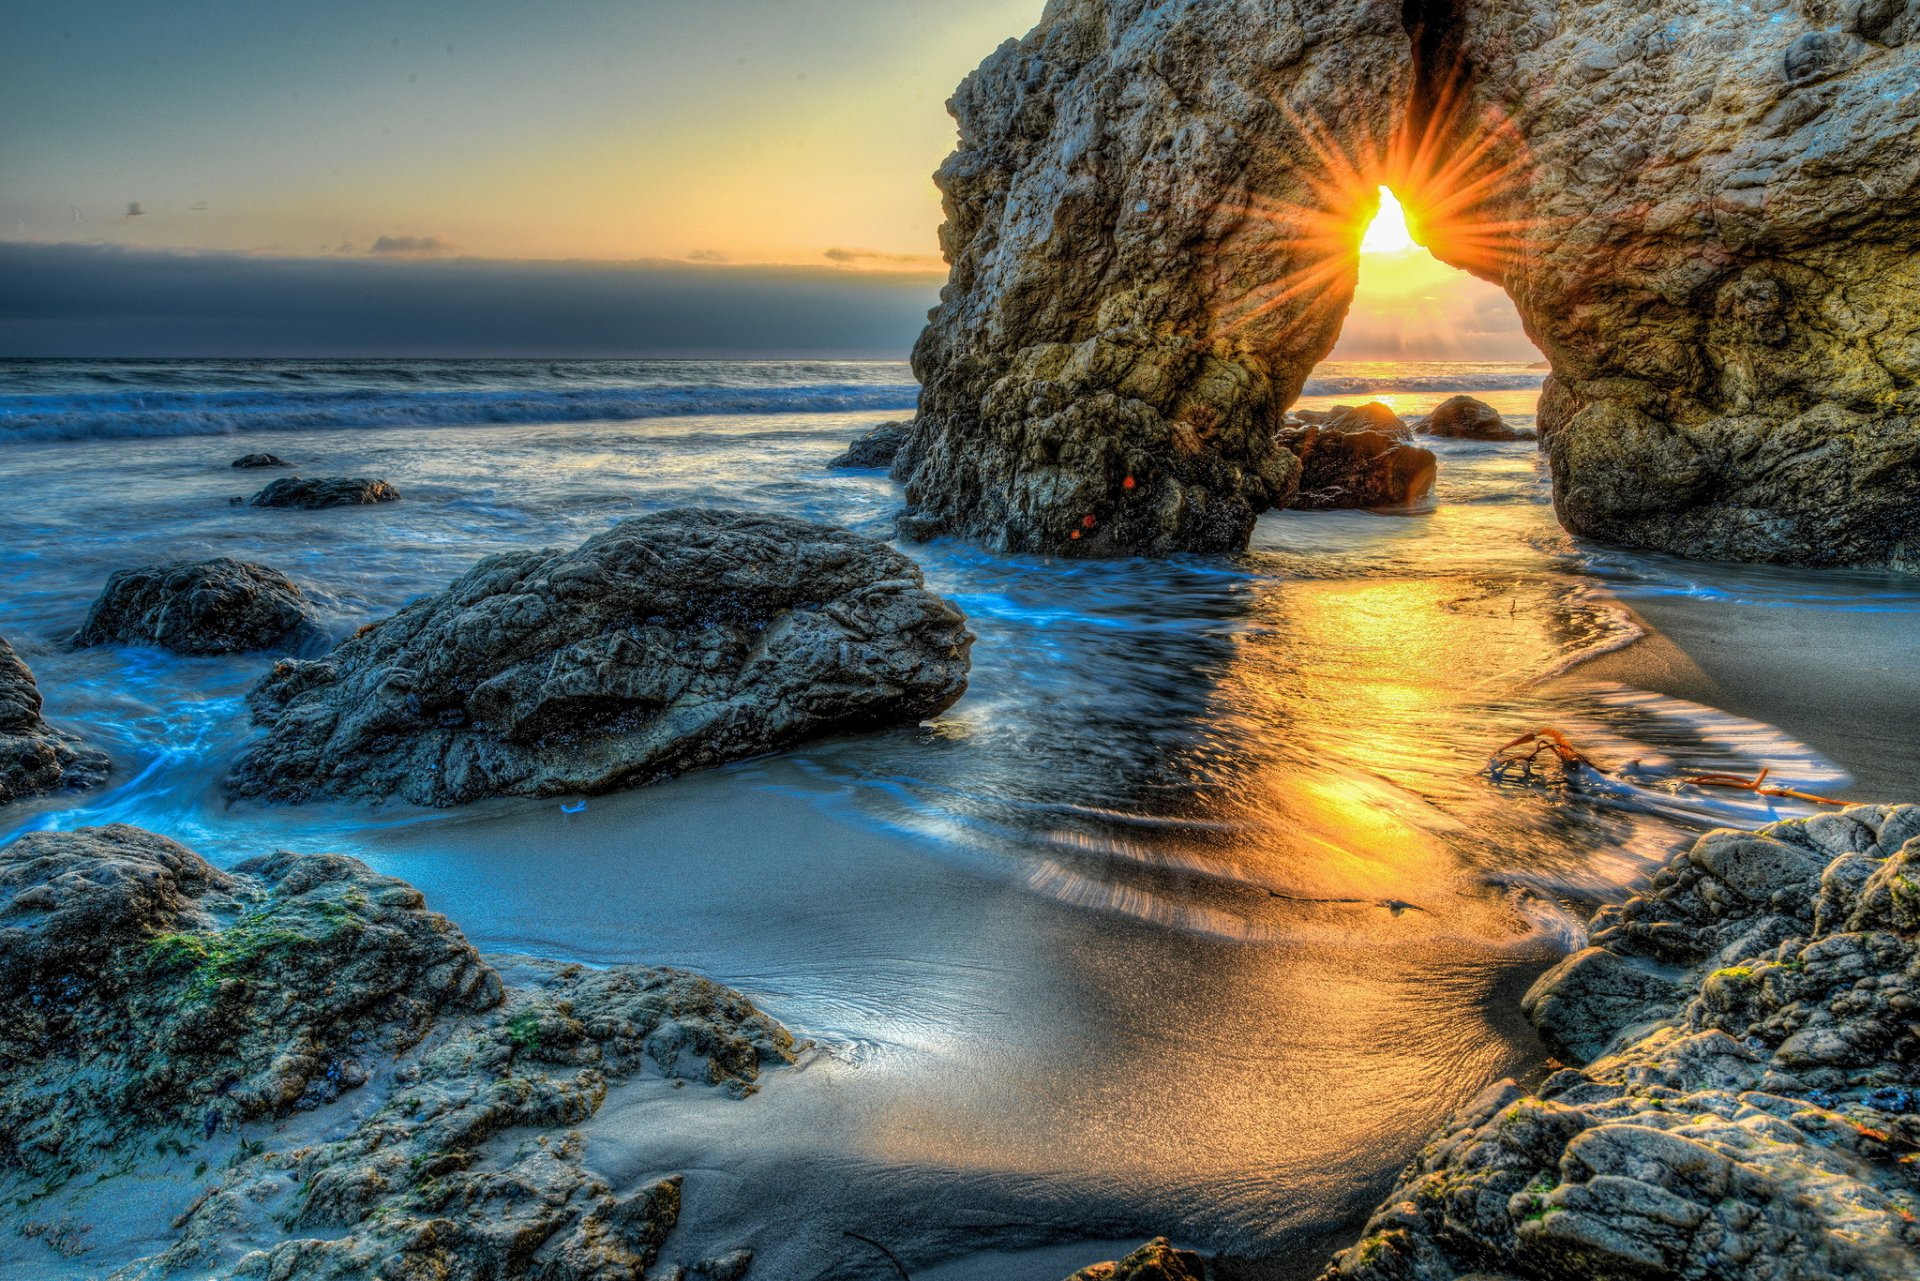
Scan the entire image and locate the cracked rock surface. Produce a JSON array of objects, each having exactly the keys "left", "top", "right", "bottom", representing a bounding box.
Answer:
[
  {"left": 0, "top": 824, "right": 793, "bottom": 1281},
  {"left": 902, "top": 0, "right": 1919, "bottom": 566},
  {"left": 1320, "top": 805, "right": 1920, "bottom": 1281},
  {"left": 228, "top": 508, "right": 973, "bottom": 806}
]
